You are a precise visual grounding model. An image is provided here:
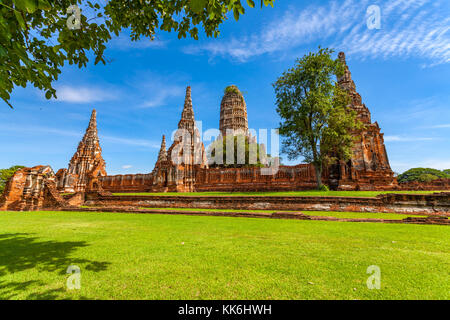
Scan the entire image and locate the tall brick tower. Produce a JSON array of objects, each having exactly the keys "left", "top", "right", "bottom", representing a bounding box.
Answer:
[
  {"left": 219, "top": 85, "right": 249, "bottom": 137},
  {"left": 330, "top": 52, "right": 396, "bottom": 190},
  {"left": 151, "top": 86, "right": 208, "bottom": 192},
  {"left": 56, "top": 109, "right": 107, "bottom": 192}
]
